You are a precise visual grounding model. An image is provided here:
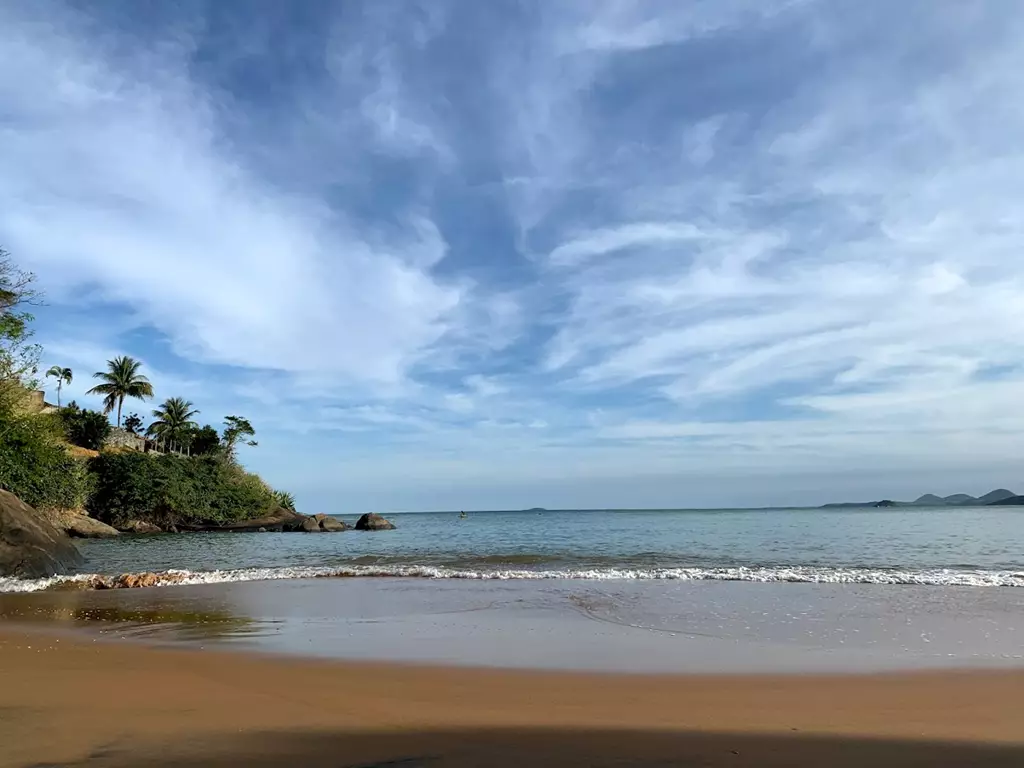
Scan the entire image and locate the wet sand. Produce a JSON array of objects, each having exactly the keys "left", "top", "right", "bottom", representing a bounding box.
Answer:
[
  {"left": 2, "top": 625, "right": 1024, "bottom": 767},
  {"left": 5, "top": 577, "right": 1023, "bottom": 672}
]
